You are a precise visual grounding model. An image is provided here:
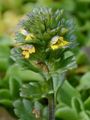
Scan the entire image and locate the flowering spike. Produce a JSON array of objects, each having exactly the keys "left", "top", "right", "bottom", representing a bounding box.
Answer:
[{"left": 12, "top": 8, "right": 76, "bottom": 70}]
